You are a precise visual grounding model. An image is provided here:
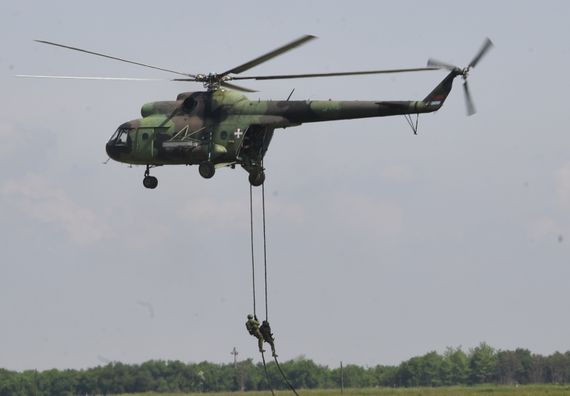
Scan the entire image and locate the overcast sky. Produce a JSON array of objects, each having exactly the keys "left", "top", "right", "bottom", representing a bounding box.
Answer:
[{"left": 1, "top": 0, "right": 569, "bottom": 371}]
